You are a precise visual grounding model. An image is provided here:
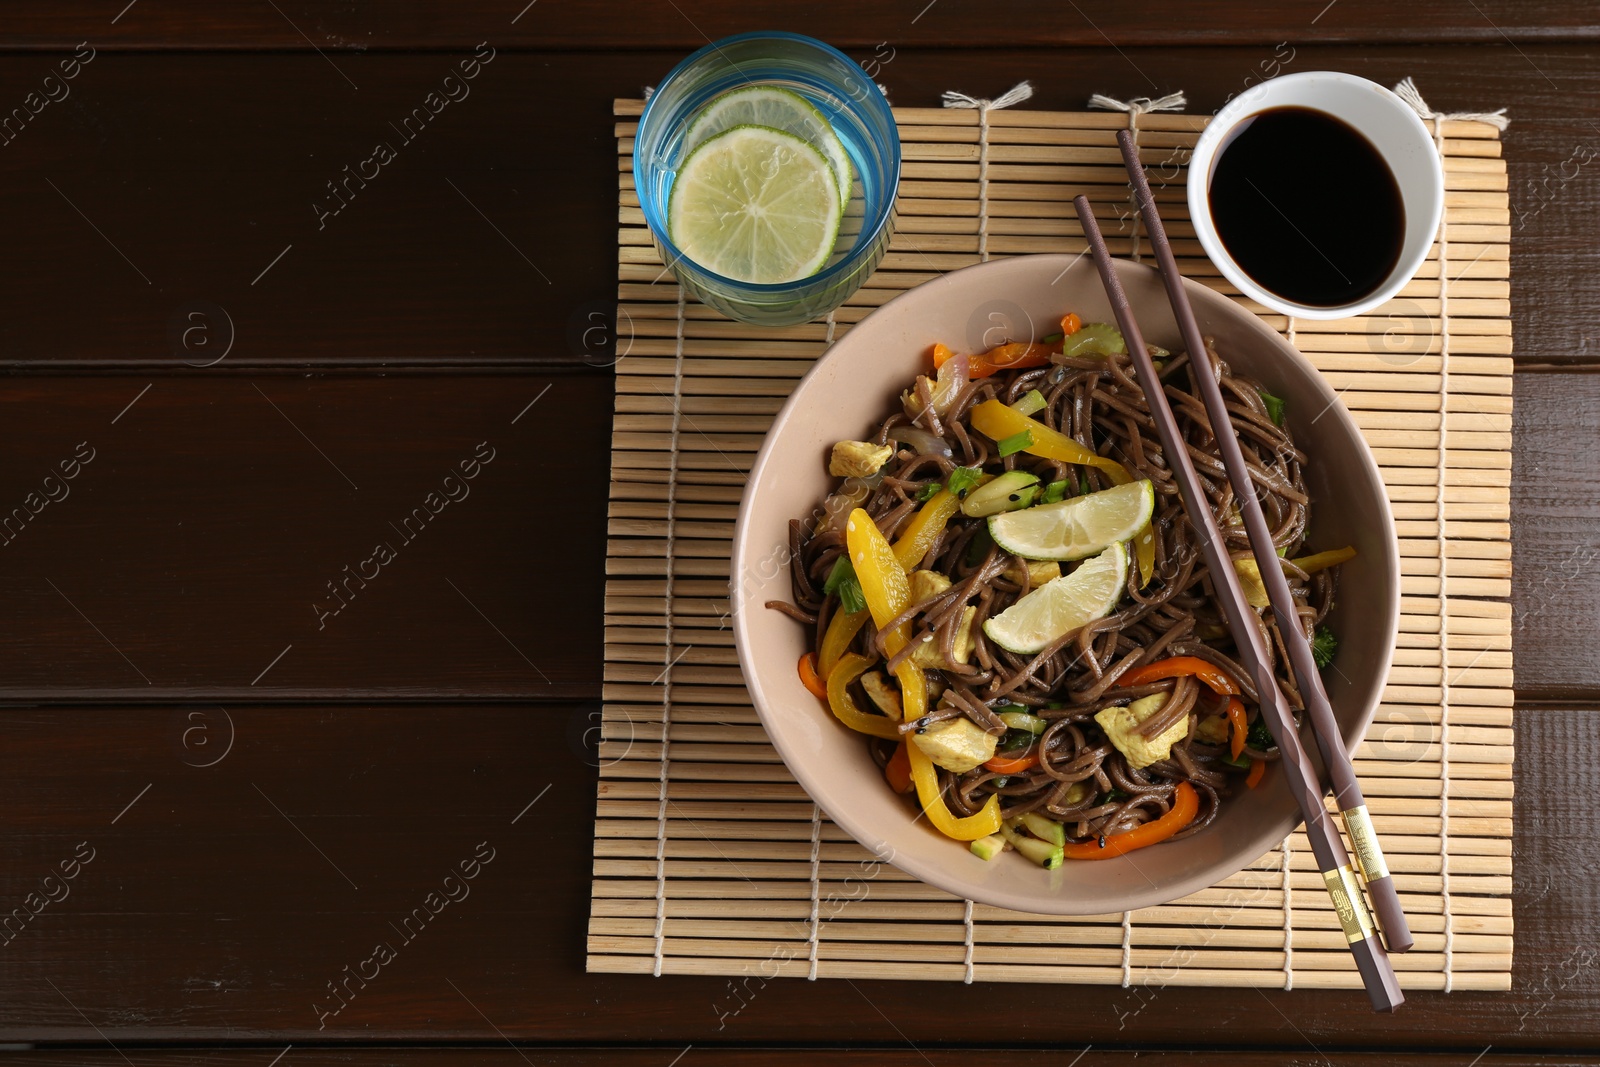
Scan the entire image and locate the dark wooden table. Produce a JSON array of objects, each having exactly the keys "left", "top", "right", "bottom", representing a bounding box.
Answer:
[{"left": 1, "top": 4, "right": 1597, "bottom": 1064}]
